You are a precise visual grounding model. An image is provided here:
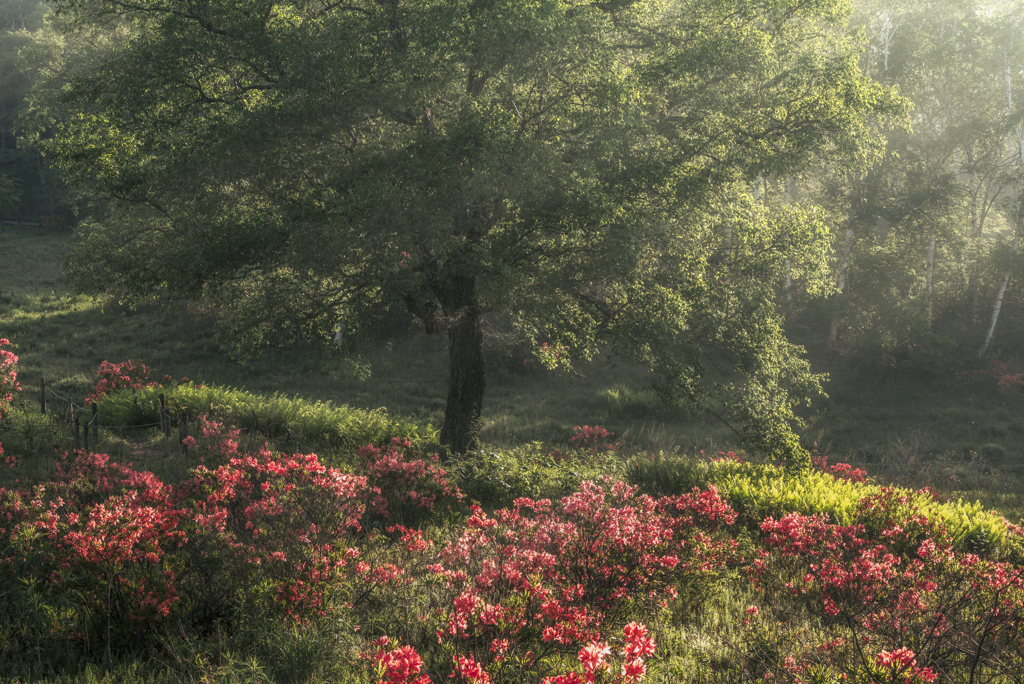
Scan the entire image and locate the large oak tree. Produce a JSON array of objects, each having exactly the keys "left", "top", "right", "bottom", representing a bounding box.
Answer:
[{"left": 30, "top": 0, "right": 904, "bottom": 464}]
